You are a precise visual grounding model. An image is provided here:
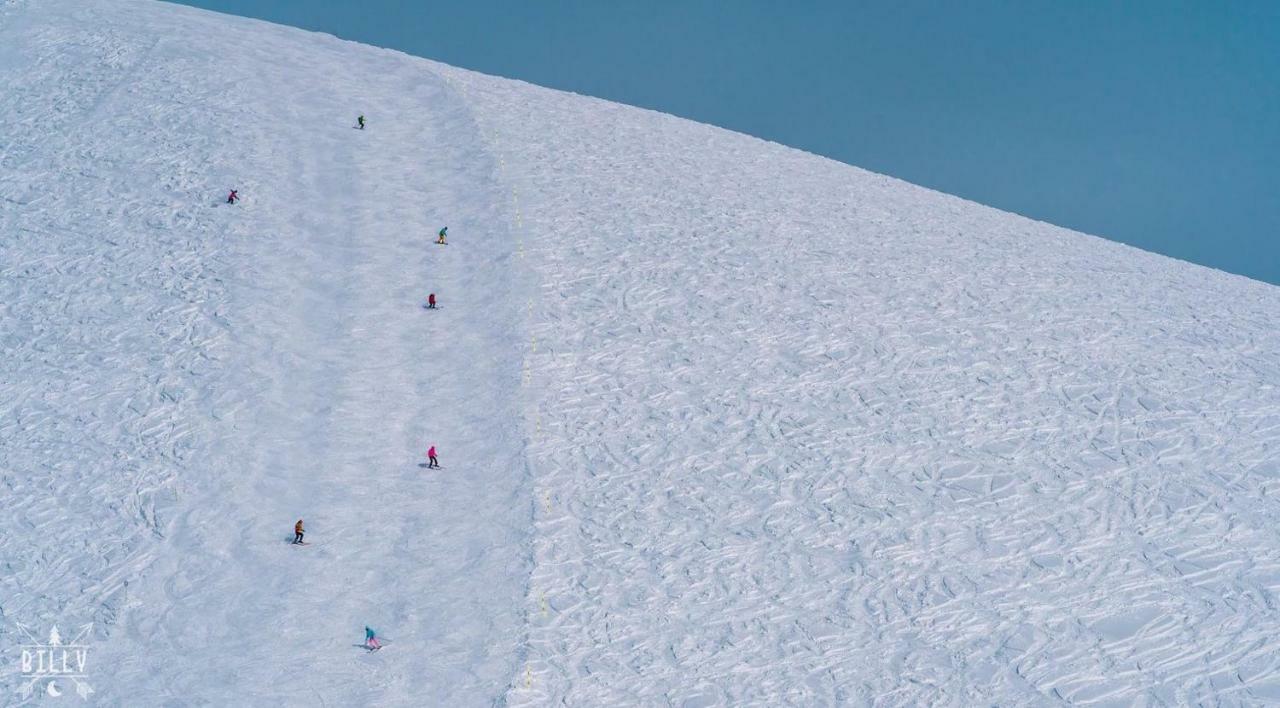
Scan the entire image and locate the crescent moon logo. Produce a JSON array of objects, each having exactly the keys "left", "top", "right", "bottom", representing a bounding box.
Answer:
[{"left": 47, "top": 680, "right": 62, "bottom": 697}]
